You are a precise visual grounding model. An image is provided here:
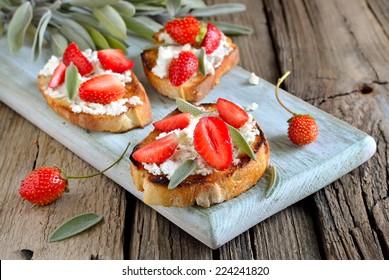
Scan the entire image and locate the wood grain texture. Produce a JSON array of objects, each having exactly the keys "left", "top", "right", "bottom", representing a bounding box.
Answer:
[
  {"left": 264, "top": 0, "right": 389, "bottom": 259},
  {"left": 0, "top": 104, "right": 126, "bottom": 260}
]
